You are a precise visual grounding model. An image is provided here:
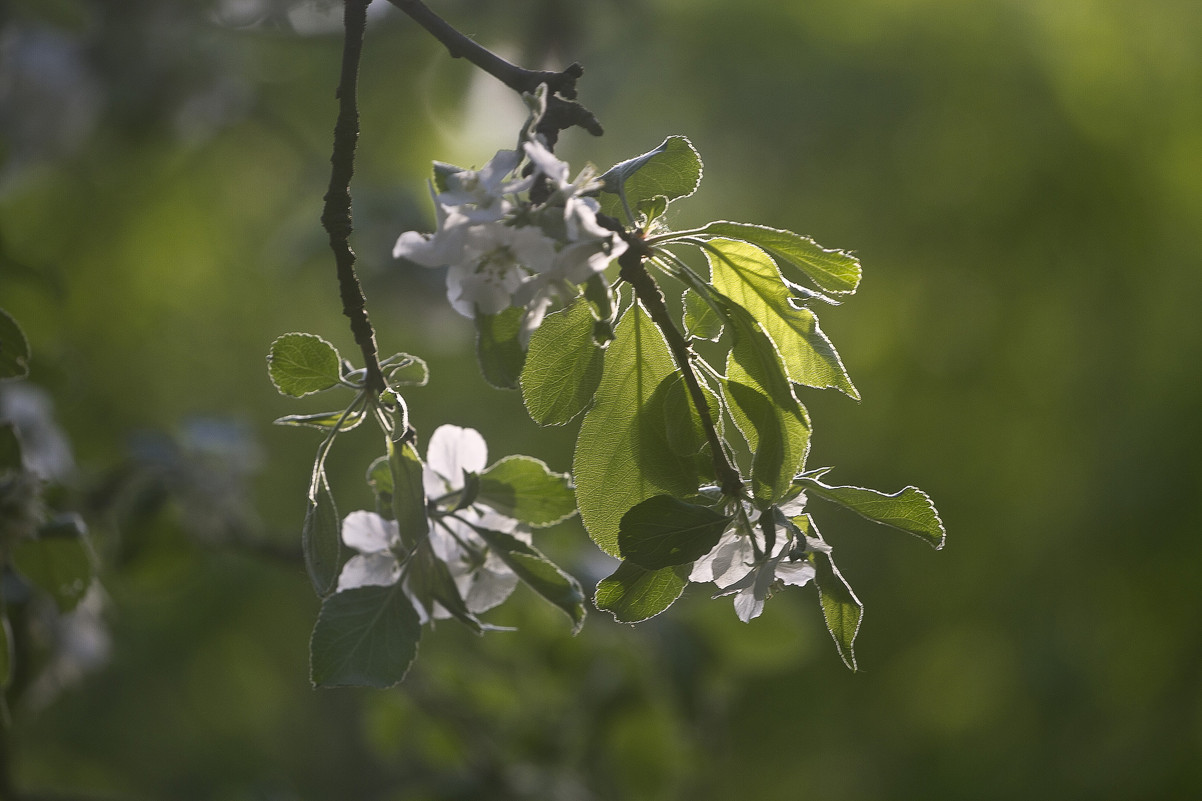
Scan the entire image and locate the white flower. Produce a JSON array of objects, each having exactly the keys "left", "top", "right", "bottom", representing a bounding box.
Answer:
[
  {"left": 335, "top": 425, "right": 527, "bottom": 620},
  {"left": 337, "top": 510, "right": 405, "bottom": 592},
  {"left": 393, "top": 143, "right": 625, "bottom": 336},
  {"left": 444, "top": 223, "right": 556, "bottom": 317},
  {"left": 422, "top": 425, "right": 527, "bottom": 615},
  {"left": 437, "top": 148, "right": 531, "bottom": 220},
  {"left": 715, "top": 548, "right": 819, "bottom": 623},
  {"left": 689, "top": 499, "right": 829, "bottom": 622}
]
